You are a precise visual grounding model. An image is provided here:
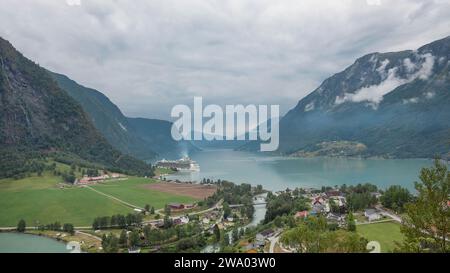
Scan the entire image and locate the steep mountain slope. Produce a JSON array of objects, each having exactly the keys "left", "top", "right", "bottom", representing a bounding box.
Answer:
[
  {"left": 126, "top": 118, "right": 197, "bottom": 159},
  {"left": 0, "top": 37, "right": 152, "bottom": 178},
  {"left": 50, "top": 72, "right": 196, "bottom": 160},
  {"left": 237, "top": 37, "right": 450, "bottom": 158},
  {"left": 279, "top": 36, "right": 450, "bottom": 159},
  {"left": 50, "top": 72, "right": 157, "bottom": 160}
]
